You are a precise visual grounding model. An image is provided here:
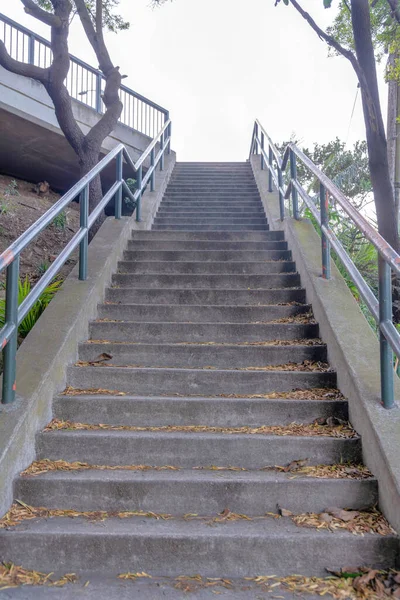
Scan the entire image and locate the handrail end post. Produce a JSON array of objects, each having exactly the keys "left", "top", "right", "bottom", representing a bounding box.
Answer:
[
  {"left": 150, "top": 149, "right": 155, "bottom": 192},
  {"left": 261, "top": 132, "right": 265, "bottom": 171},
  {"left": 167, "top": 121, "right": 172, "bottom": 155},
  {"left": 115, "top": 151, "right": 123, "bottom": 219},
  {"left": 2, "top": 259, "right": 19, "bottom": 404},
  {"left": 78, "top": 185, "right": 89, "bottom": 281},
  {"left": 268, "top": 146, "right": 273, "bottom": 193},
  {"left": 320, "top": 183, "right": 331, "bottom": 280},
  {"left": 278, "top": 168, "right": 284, "bottom": 221},
  {"left": 290, "top": 149, "right": 299, "bottom": 220},
  {"left": 136, "top": 166, "right": 142, "bottom": 222},
  {"left": 379, "top": 258, "right": 395, "bottom": 409}
]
